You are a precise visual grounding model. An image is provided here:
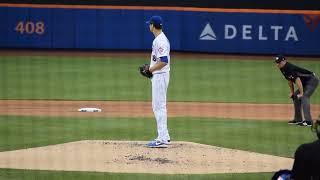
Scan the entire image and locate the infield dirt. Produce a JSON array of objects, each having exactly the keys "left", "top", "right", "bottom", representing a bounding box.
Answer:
[{"left": 1, "top": 100, "right": 319, "bottom": 120}]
